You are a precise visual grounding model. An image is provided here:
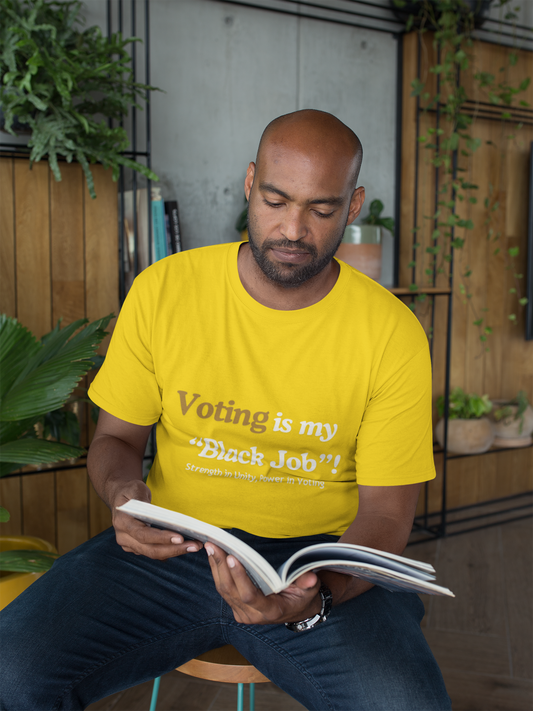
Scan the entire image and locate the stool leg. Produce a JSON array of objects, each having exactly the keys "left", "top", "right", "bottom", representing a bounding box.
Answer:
[
  {"left": 237, "top": 682, "right": 244, "bottom": 711},
  {"left": 249, "top": 682, "right": 255, "bottom": 711},
  {"left": 149, "top": 676, "right": 161, "bottom": 711}
]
